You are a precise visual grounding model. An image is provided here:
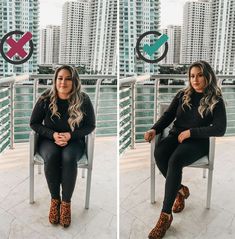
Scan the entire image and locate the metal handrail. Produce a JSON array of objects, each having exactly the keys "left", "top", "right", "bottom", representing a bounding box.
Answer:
[
  {"left": 119, "top": 74, "right": 150, "bottom": 86},
  {"left": 0, "top": 74, "right": 117, "bottom": 153},
  {"left": 0, "top": 75, "right": 29, "bottom": 150},
  {"left": 0, "top": 74, "right": 29, "bottom": 85},
  {"left": 29, "top": 74, "right": 116, "bottom": 79},
  {"left": 119, "top": 74, "right": 151, "bottom": 153}
]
